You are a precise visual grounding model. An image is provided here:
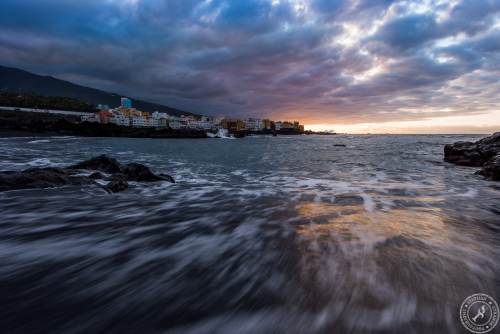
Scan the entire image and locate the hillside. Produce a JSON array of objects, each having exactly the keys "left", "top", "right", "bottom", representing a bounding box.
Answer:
[{"left": 0, "top": 65, "right": 197, "bottom": 117}]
